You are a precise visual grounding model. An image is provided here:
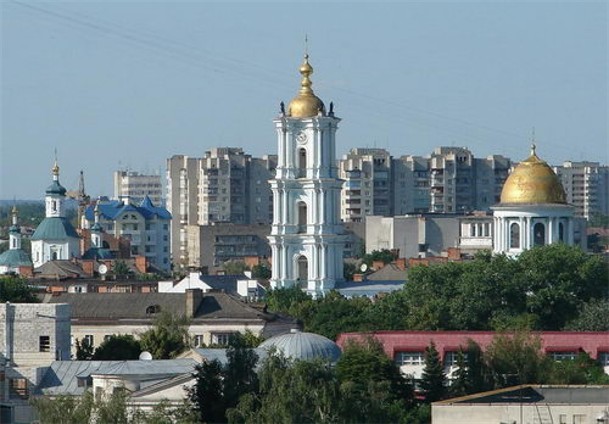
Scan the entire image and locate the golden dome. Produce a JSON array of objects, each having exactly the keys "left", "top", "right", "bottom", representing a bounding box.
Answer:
[
  {"left": 287, "top": 54, "right": 325, "bottom": 118},
  {"left": 500, "top": 145, "right": 566, "bottom": 204}
]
